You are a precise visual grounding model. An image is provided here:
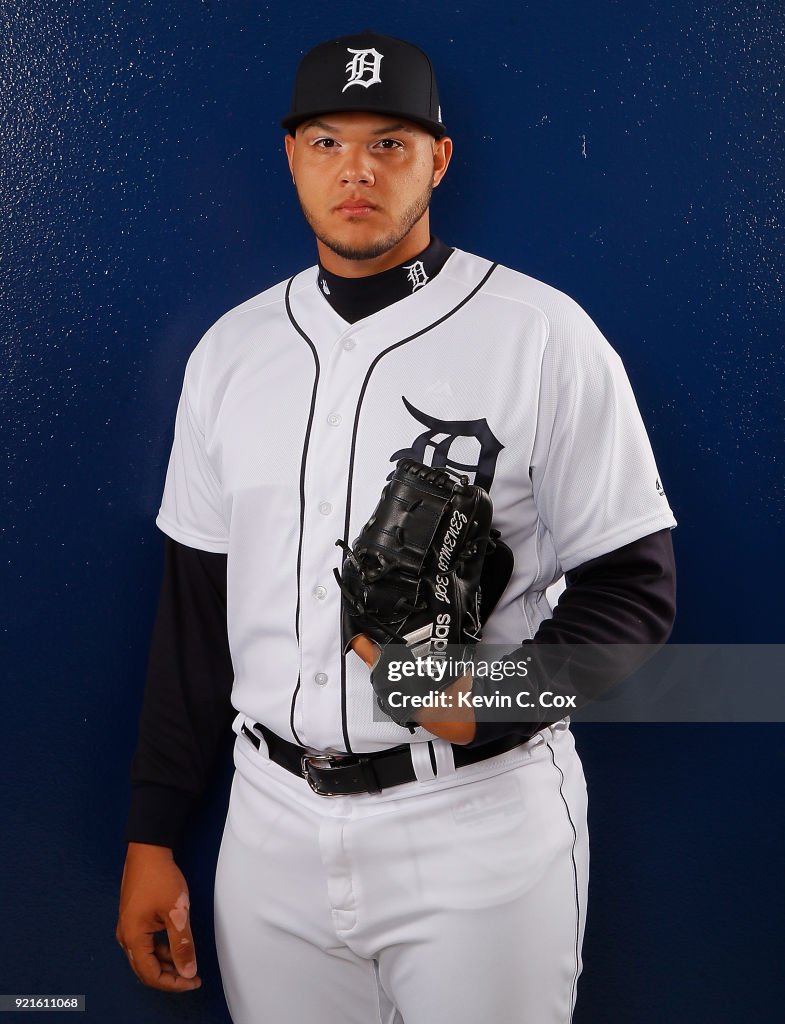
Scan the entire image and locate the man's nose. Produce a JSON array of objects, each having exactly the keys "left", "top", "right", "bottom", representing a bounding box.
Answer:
[{"left": 339, "top": 152, "right": 375, "bottom": 186}]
